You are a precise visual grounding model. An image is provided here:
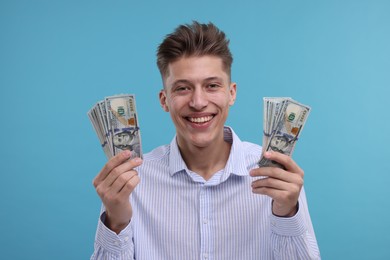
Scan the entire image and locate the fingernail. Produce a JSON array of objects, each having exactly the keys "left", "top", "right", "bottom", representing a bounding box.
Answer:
[
  {"left": 264, "top": 151, "right": 271, "bottom": 158},
  {"left": 134, "top": 157, "right": 142, "bottom": 163},
  {"left": 122, "top": 150, "right": 130, "bottom": 157}
]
